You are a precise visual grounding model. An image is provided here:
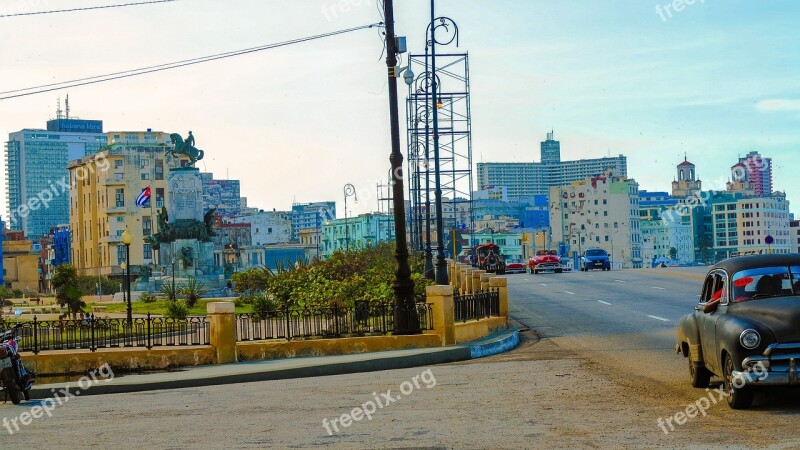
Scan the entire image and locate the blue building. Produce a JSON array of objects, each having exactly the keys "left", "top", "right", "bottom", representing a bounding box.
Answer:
[
  {"left": 291, "top": 201, "right": 336, "bottom": 241},
  {"left": 51, "top": 226, "right": 71, "bottom": 266},
  {"left": 5, "top": 115, "right": 106, "bottom": 239}
]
